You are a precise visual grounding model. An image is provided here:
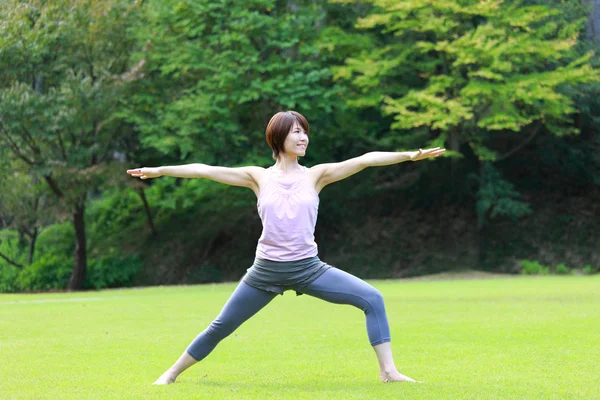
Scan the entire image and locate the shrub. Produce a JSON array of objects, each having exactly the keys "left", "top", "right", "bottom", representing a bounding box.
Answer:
[
  {"left": 554, "top": 263, "right": 571, "bottom": 275},
  {"left": 582, "top": 265, "right": 598, "bottom": 275},
  {"left": 520, "top": 260, "right": 550, "bottom": 275},
  {"left": 0, "top": 265, "right": 19, "bottom": 292},
  {"left": 10, "top": 223, "right": 76, "bottom": 291},
  {"left": 36, "top": 223, "right": 74, "bottom": 255},
  {"left": 0, "top": 230, "right": 25, "bottom": 292},
  {"left": 85, "top": 251, "right": 143, "bottom": 290},
  {"left": 15, "top": 251, "right": 72, "bottom": 291}
]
